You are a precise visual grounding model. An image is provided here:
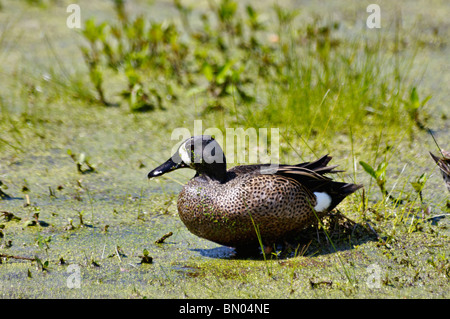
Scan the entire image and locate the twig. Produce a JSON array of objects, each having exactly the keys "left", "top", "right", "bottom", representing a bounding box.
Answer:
[
  {"left": 0, "top": 253, "right": 36, "bottom": 261},
  {"left": 155, "top": 232, "right": 173, "bottom": 244}
]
